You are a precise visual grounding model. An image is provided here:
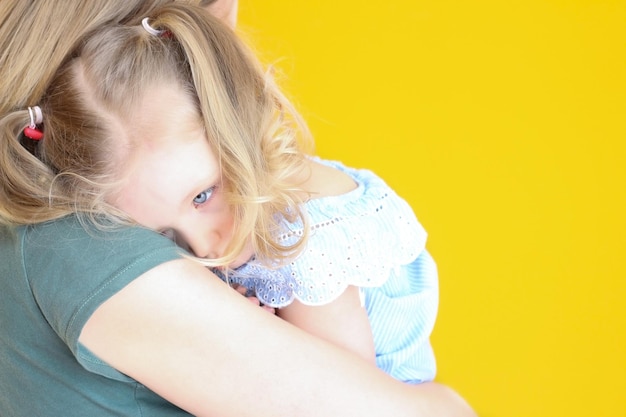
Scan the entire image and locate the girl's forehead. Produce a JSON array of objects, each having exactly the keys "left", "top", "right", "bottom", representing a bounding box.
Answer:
[
  {"left": 111, "top": 85, "right": 219, "bottom": 229},
  {"left": 113, "top": 128, "right": 220, "bottom": 230},
  {"left": 130, "top": 86, "right": 203, "bottom": 149},
  {"left": 113, "top": 85, "right": 204, "bottom": 180}
]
